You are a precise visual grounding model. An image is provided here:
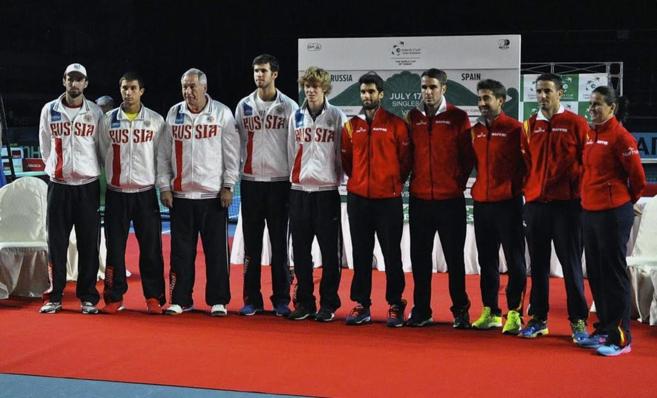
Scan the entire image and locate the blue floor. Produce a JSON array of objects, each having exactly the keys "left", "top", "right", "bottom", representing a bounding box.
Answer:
[{"left": 0, "top": 374, "right": 305, "bottom": 398}]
